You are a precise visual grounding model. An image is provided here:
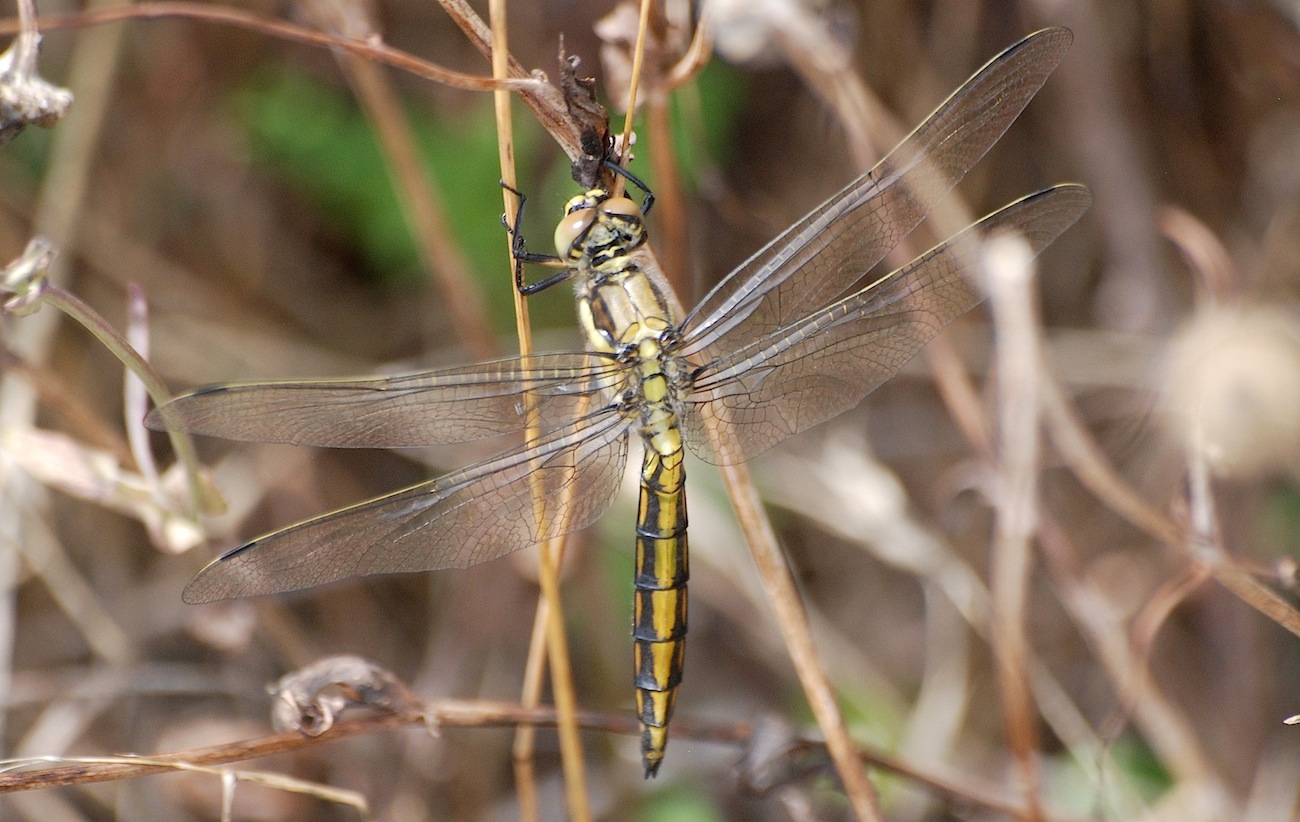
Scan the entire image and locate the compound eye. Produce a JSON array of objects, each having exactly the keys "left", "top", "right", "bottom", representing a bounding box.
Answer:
[
  {"left": 600, "top": 196, "right": 641, "bottom": 218},
  {"left": 554, "top": 208, "right": 595, "bottom": 258}
]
